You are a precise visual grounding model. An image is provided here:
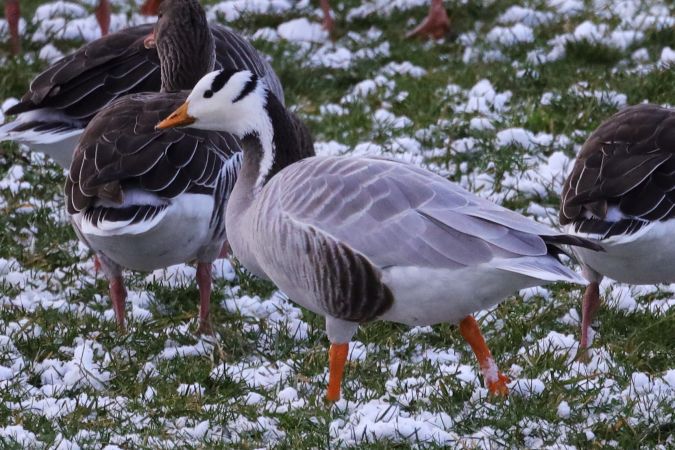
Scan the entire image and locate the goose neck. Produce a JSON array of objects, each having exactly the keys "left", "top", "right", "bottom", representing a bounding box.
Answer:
[{"left": 156, "top": 15, "right": 215, "bottom": 92}]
